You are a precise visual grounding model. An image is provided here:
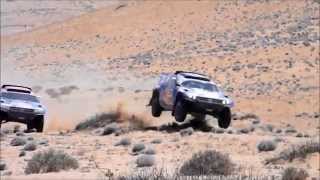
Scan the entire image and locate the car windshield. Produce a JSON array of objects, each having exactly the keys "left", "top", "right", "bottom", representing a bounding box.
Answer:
[
  {"left": 0, "top": 92, "right": 39, "bottom": 103},
  {"left": 181, "top": 80, "right": 218, "bottom": 92}
]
